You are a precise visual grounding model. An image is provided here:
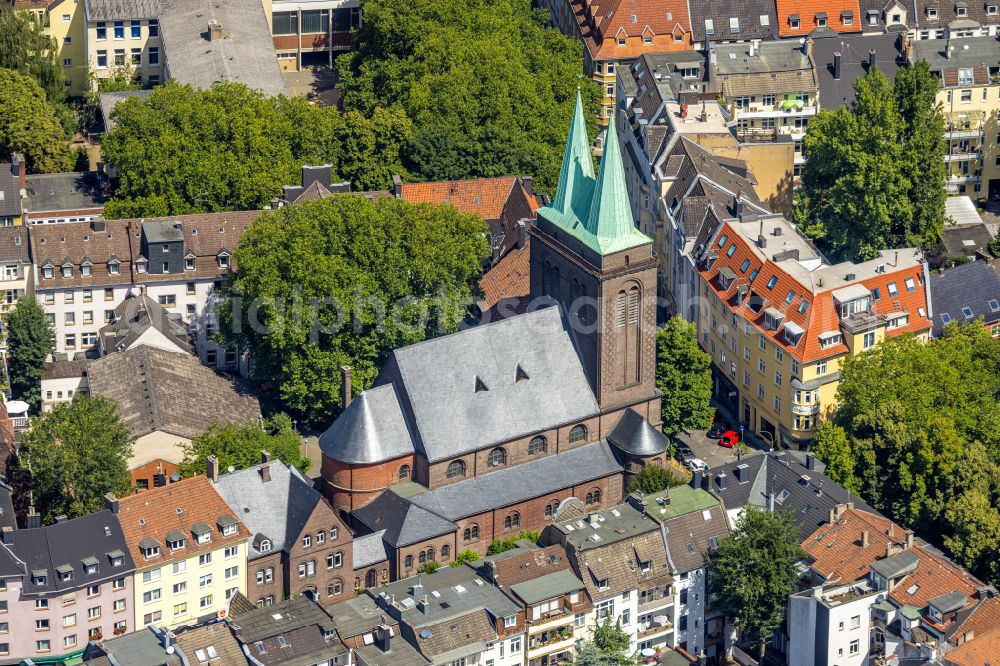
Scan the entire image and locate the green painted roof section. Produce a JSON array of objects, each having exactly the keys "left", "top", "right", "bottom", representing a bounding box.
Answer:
[
  {"left": 538, "top": 99, "right": 649, "bottom": 256},
  {"left": 509, "top": 569, "right": 585, "bottom": 605},
  {"left": 646, "top": 485, "right": 720, "bottom": 520},
  {"left": 900, "top": 605, "right": 922, "bottom": 621}
]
